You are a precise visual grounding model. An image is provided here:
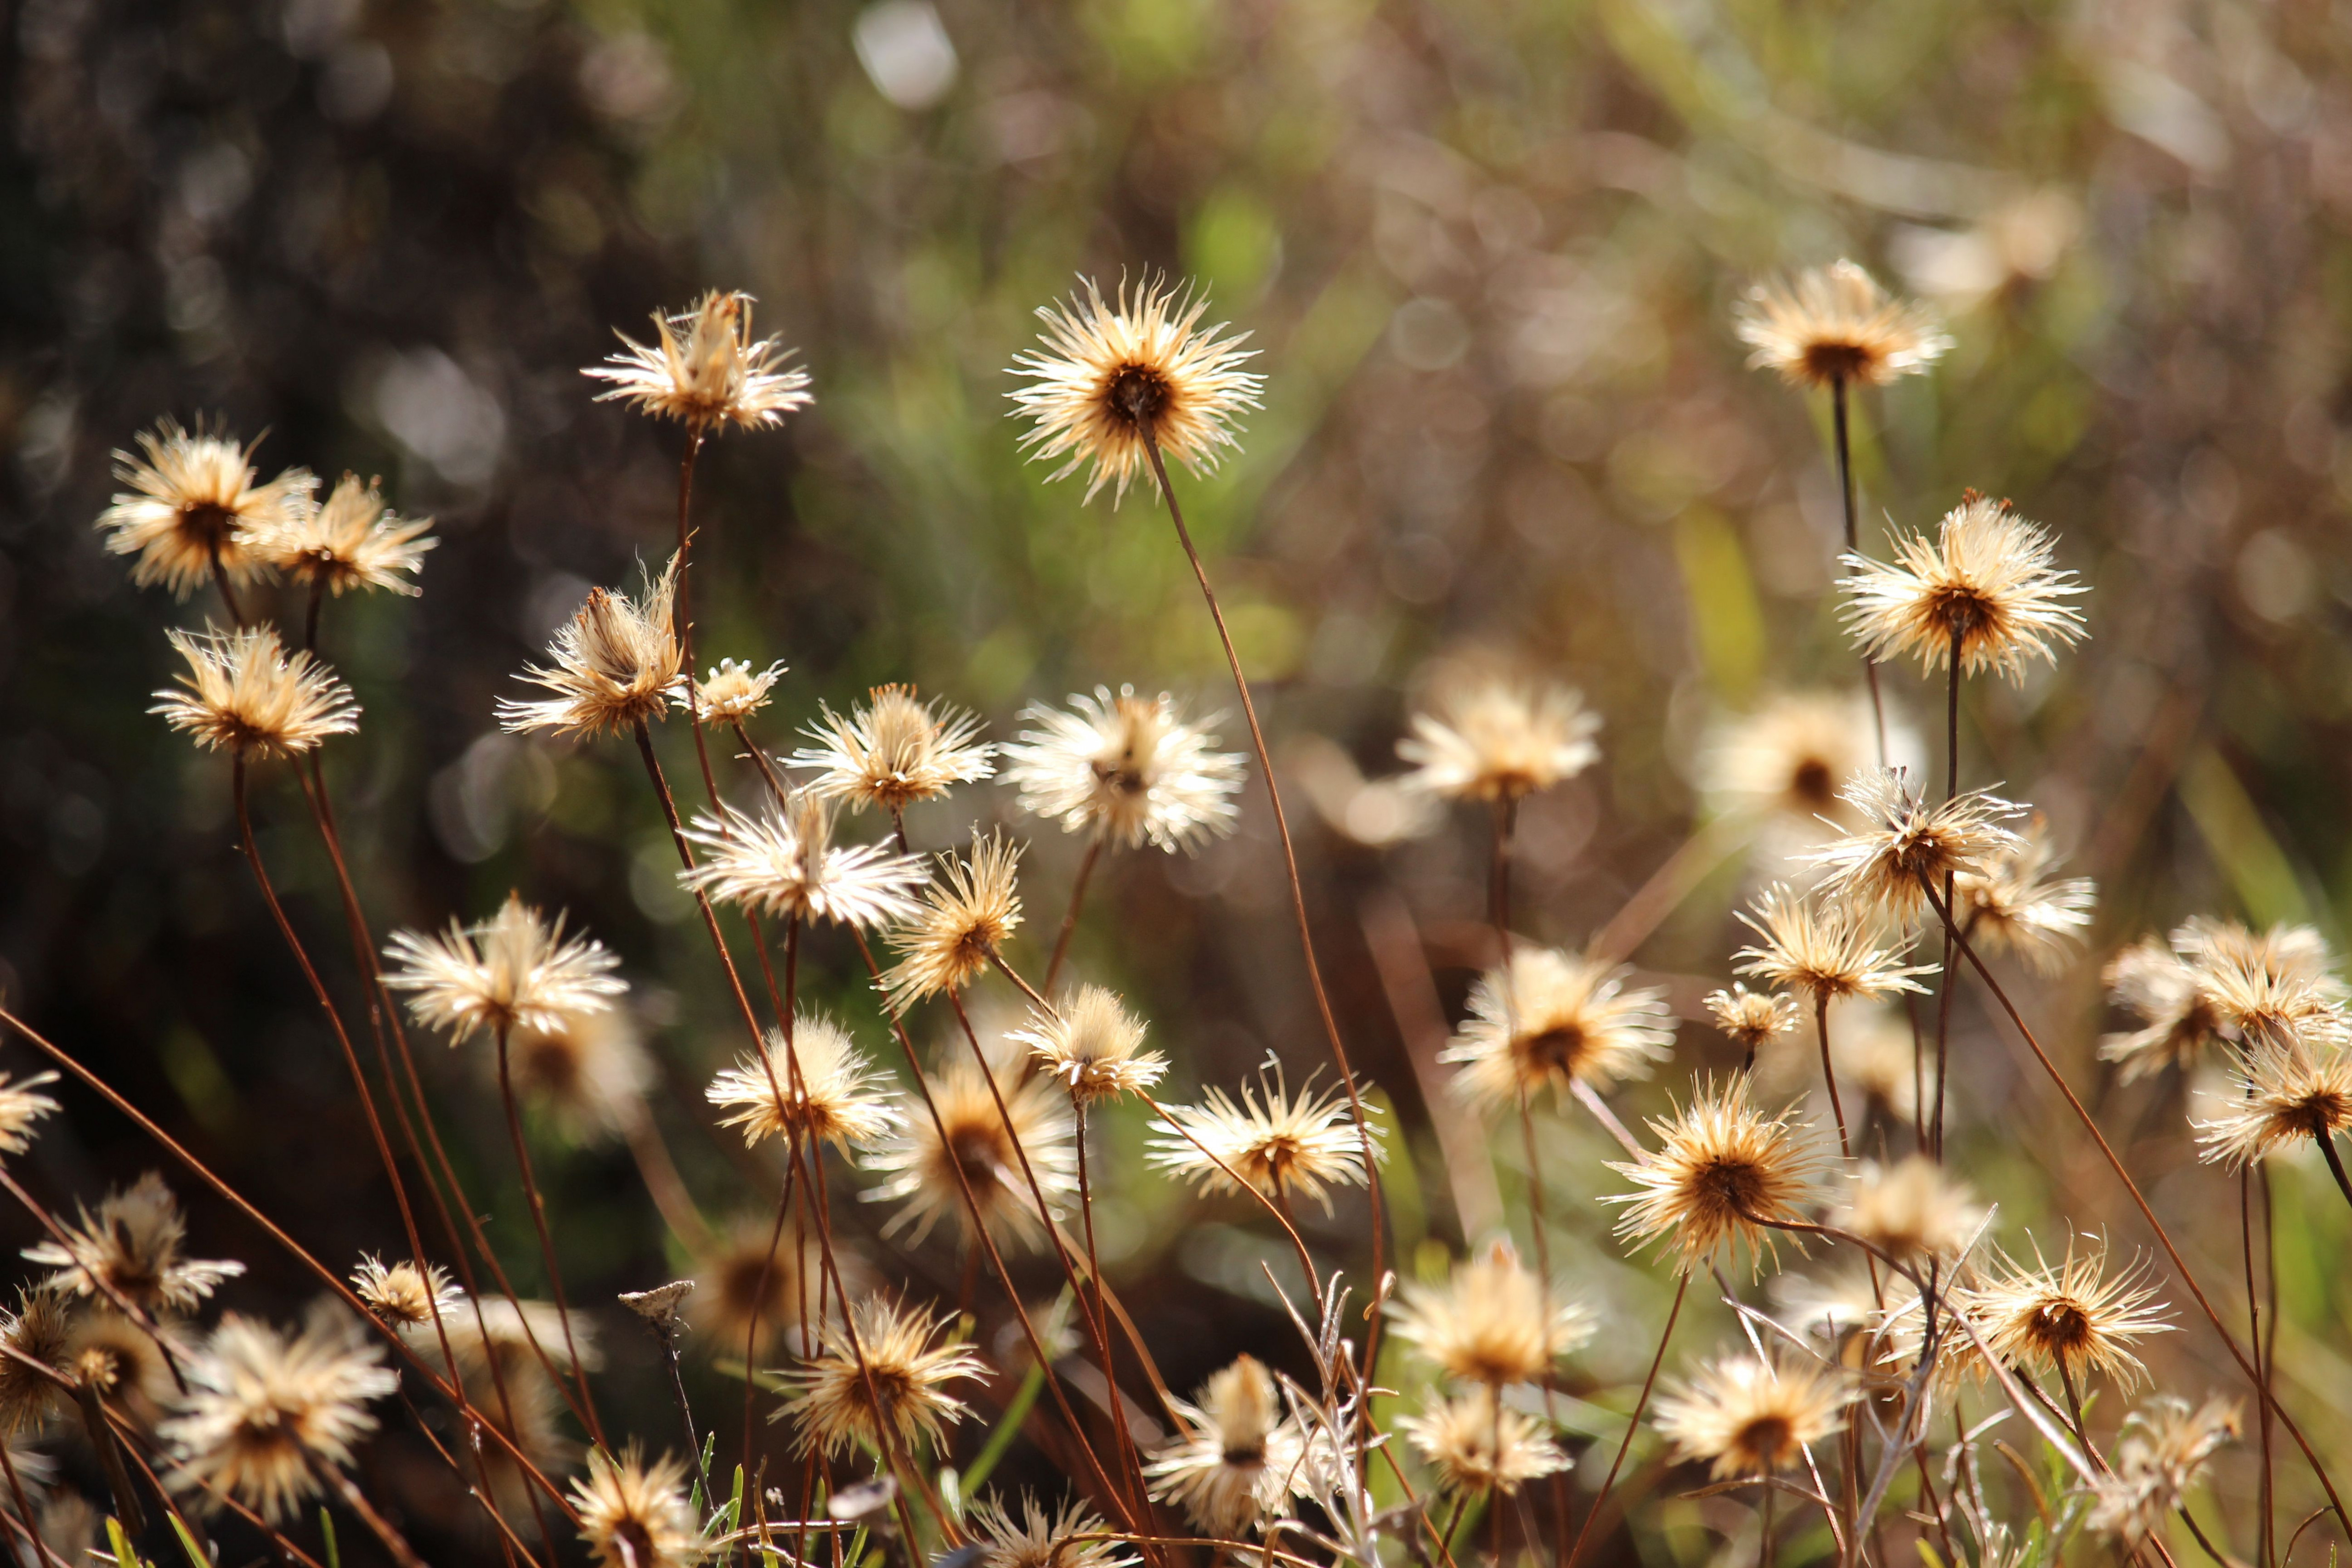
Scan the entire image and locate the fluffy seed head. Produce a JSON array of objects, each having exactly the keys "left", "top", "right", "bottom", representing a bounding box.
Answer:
[
  {"left": 499, "top": 1005, "right": 651, "bottom": 1141},
  {"left": 680, "top": 792, "right": 927, "bottom": 930},
  {"left": 968, "top": 1494, "right": 1136, "bottom": 1568},
  {"left": 498, "top": 557, "right": 683, "bottom": 738},
  {"left": 1821, "top": 1002, "right": 1921, "bottom": 1126},
  {"left": 1001, "top": 686, "right": 1244, "bottom": 852},
  {"left": 1835, "top": 1157, "right": 1984, "bottom": 1266},
  {"left": 779, "top": 1296, "right": 984, "bottom": 1458},
  {"left": 572, "top": 1446, "right": 704, "bottom": 1568},
  {"left": 0, "top": 1074, "right": 59, "bottom": 1157},
  {"left": 881, "top": 832, "right": 1025, "bottom": 1008},
  {"left": 160, "top": 1309, "right": 396, "bottom": 1522},
  {"left": 1442, "top": 946, "right": 1675, "bottom": 1109},
  {"left": 1962, "top": 1233, "right": 2175, "bottom": 1391},
  {"left": 1734, "top": 261, "right": 1950, "bottom": 389},
  {"left": 1008, "top": 275, "right": 1262, "bottom": 505},
  {"left": 25, "top": 1172, "right": 246, "bottom": 1315},
  {"left": 682, "top": 658, "right": 786, "bottom": 724},
  {"left": 1606, "top": 1079, "right": 1830, "bottom": 1276},
  {"left": 1398, "top": 679, "right": 1600, "bottom": 804},
  {"left": 350, "top": 1257, "right": 464, "bottom": 1331},
  {"left": 690, "top": 1228, "right": 843, "bottom": 1362},
  {"left": 1388, "top": 1240, "right": 1594, "bottom": 1386},
  {"left": 792, "top": 685, "right": 995, "bottom": 815},
  {"left": 0, "top": 1290, "right": 73, "bottom": 1436},
  {"left": 257, "top": 473, "right": 435, "bottom": 597},
  {"left": 97, "top": 419, "right": 315, "bottom": 596},
  {"left": 1954, "top": 818, "right": 2095, "bottom": 975},
  {"left": 708, "top": 1015, "right": 901, "bottom": 1152},
  {"left": 2087, "top": 1396, "right": 2240, "bottom": 1545},
  {"left": 383, "top": 893, "right": 627, "bottom": 1044},
  {"left": 1397, "top": 1385, "right": 1569, "bottom": 1497},
  {"left": 2099, "top": 936, "right": 2225, "bottom": 1082},
  {"left": 1839, "top": 493, "right": 2088, "bottom": 683},
  {"left": 1013, "top": 986, "right": 1166, "bottom": 1104},
  {"left": 1806, "top": 770, "right": 2024, "bottom": 927},
  {"left": 1733, "top": 883, "right": 1935, "bottom": 1004},
  {"left": 1705, "top": 985, "right": 1799, "bottom": 1058},
  {"left": 1148, "top": 1069, "right": 1384, "bottom": 1213},
  {"left": 2196, "top": 1037, "right": 2352, "bottom": 1170},
  {"left": 68, "top": 1309, "right": 187, "bottom": 1413},
  {"left": 1700, "top": 691, "right": 1883, "bottom": 827},
  {"left": 2176, "top": 917, "right": 2347, "bottom": 1048},
  {"left": 1653, "top": 1351, "right": 1857, "bottom": 1479},
  {"left": 152, "top": 625, "right": 361, "bottom": 759},
  {"left": 586, "top": 290, "right": 812, "bottom": 432},
  {"left": 861, "top": 1054, "right": 1074, "bottom": 1249},
  {"left": 1145, "top": 1355, "right": 1306, "bottom": 1536}
]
